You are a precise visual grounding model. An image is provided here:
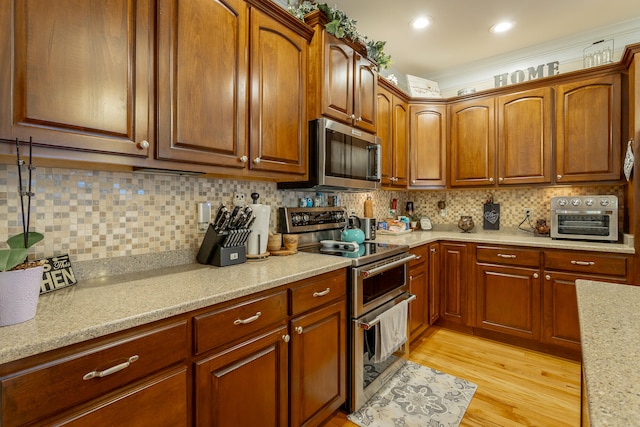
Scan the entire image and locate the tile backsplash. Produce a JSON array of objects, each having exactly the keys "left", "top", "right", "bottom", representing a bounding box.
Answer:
[{"left": 0, "top": 164, "right": 625, "bottom": 264}]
